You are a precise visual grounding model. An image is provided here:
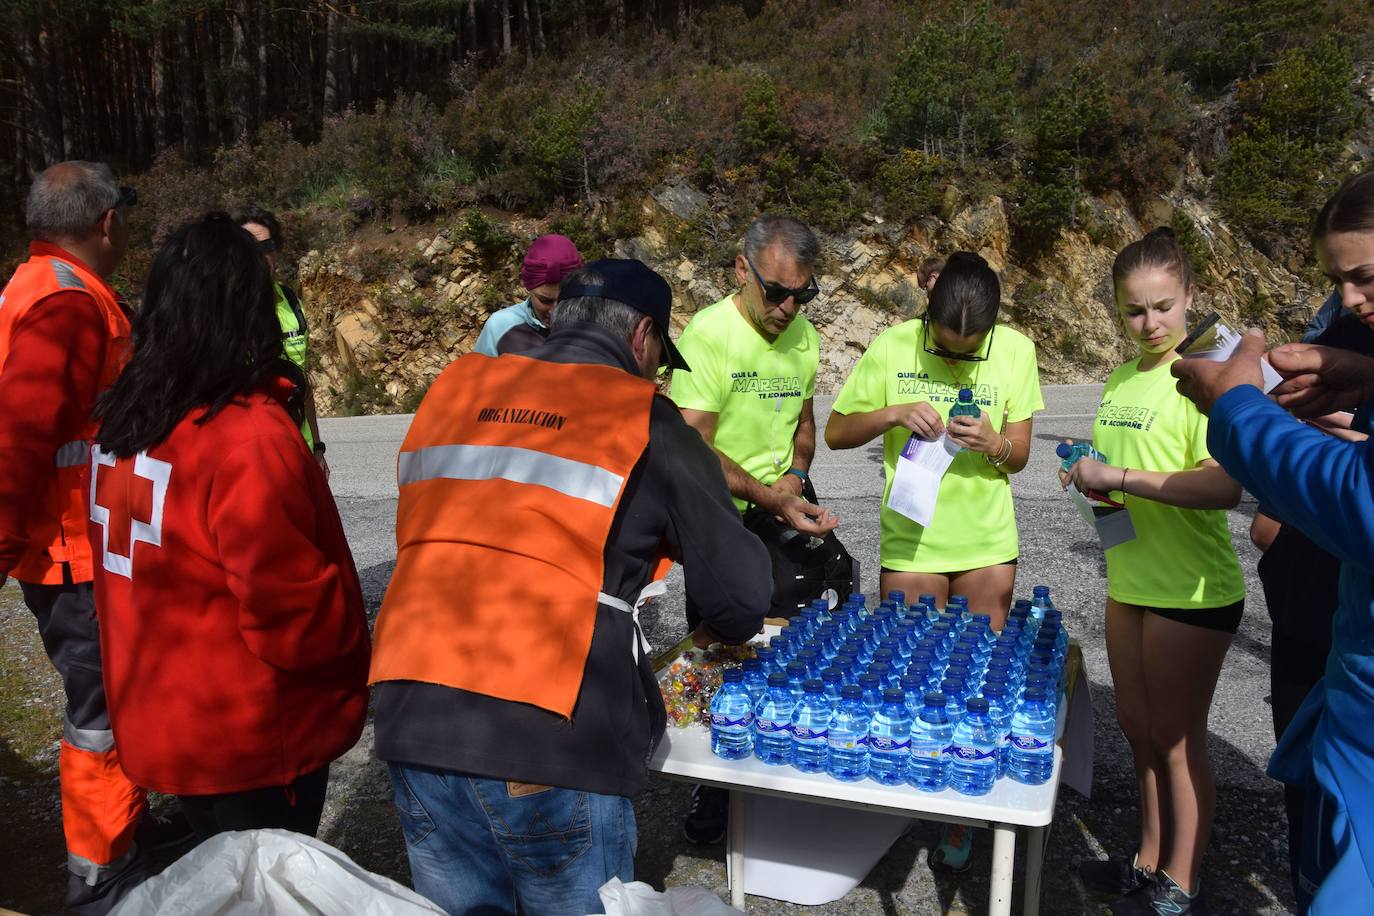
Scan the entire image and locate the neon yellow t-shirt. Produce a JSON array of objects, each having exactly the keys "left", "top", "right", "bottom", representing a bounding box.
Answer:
[
  {"left": 275, "top": 283, "right": 314, "bottom": 449},
  {"left": 831, "top": 320, "right": 1044, "bottom": 572},
  {"left": 1091, "top": 356, "right": 1244, "bottom": 609},
  {"left": 670, "top": 296, "right": 819, "bottom": 511}
]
